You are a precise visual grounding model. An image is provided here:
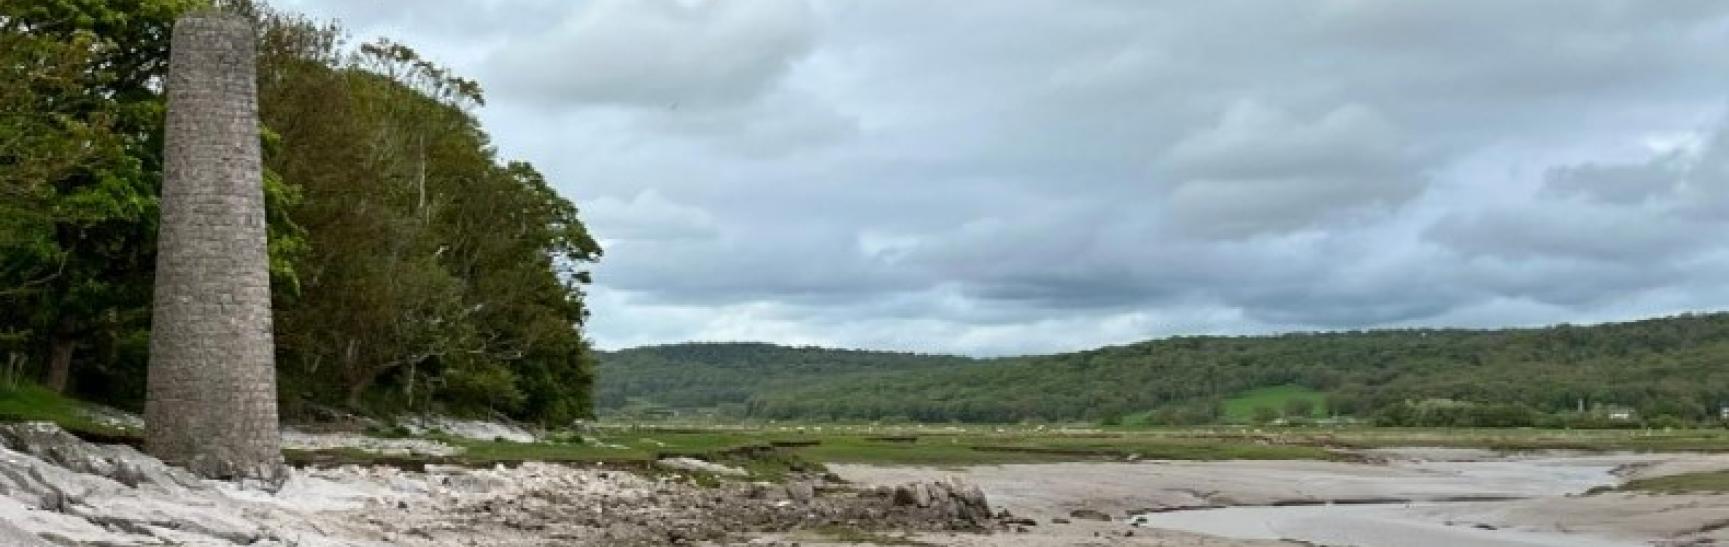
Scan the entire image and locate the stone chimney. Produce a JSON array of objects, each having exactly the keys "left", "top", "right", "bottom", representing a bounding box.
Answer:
[{"left": 145, "top": 12, "right": 283, "bottom": 484}]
